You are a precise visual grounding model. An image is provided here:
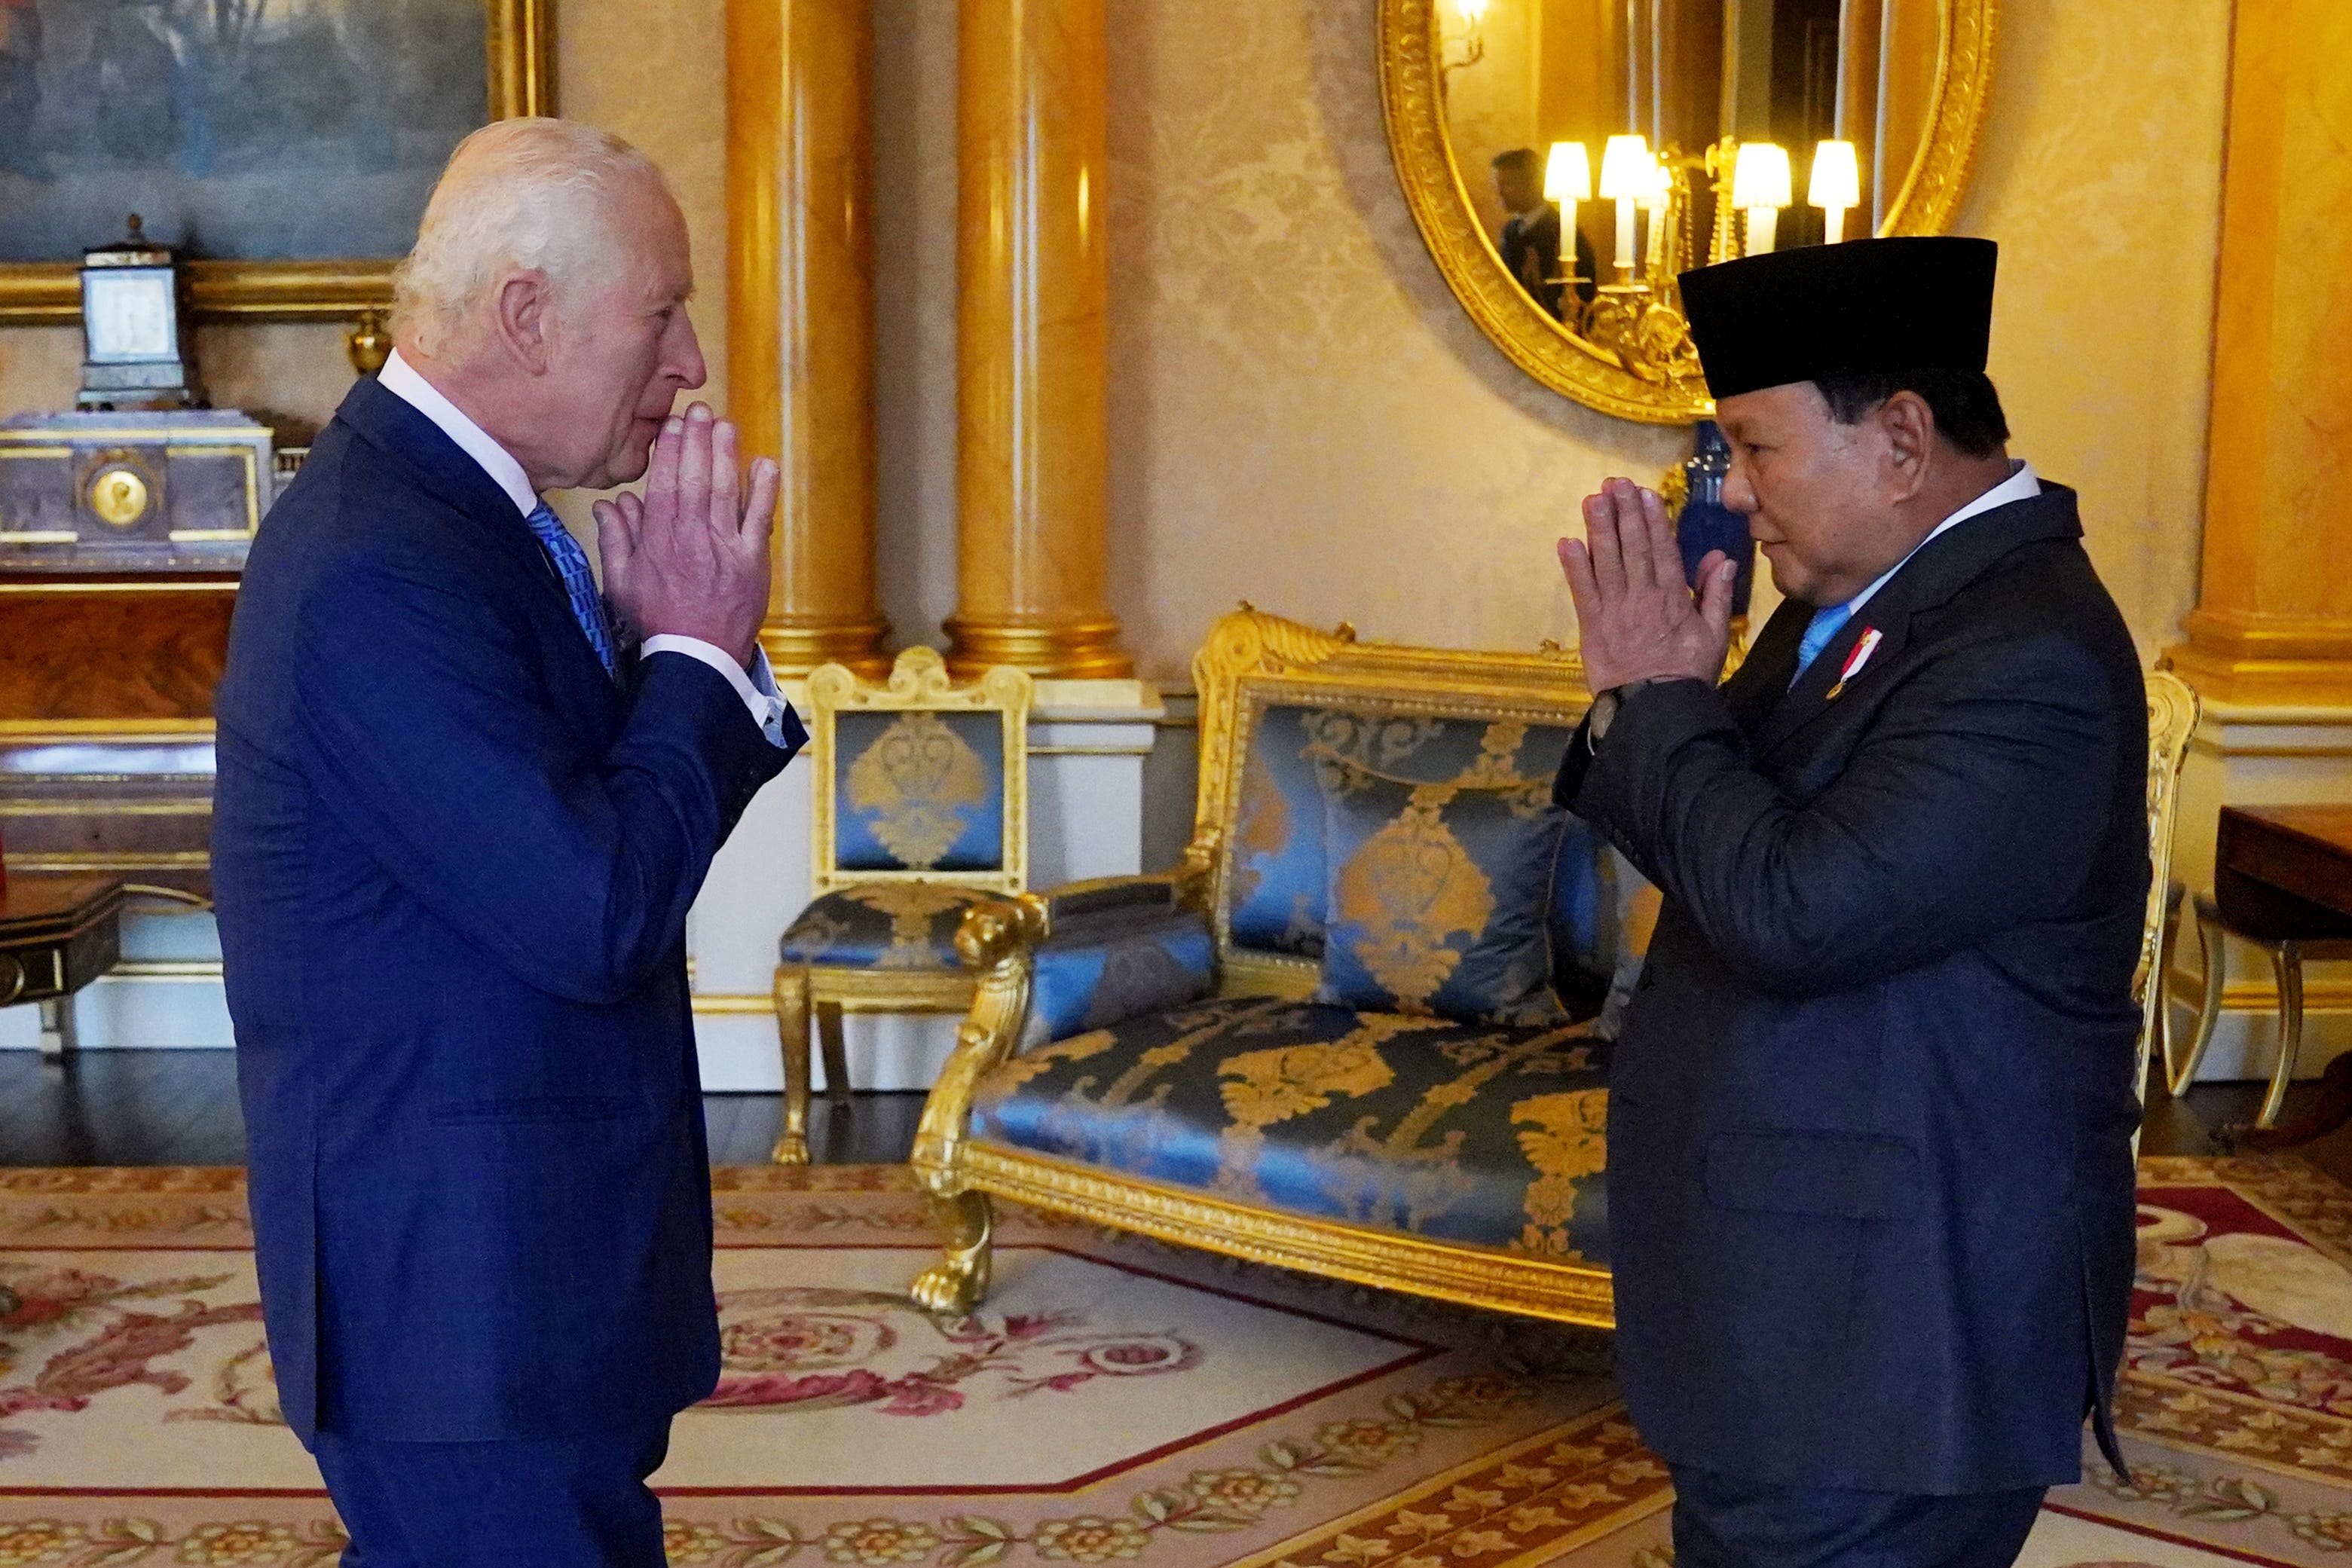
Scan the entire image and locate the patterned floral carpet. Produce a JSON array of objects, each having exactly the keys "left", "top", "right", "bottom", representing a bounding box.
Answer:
[{"left": 0, "top": 1160, "right": 2344, "bottom": 1566}]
